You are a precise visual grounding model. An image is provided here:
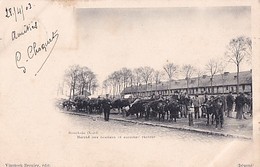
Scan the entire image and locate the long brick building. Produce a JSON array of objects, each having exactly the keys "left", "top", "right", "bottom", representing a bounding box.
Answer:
[{"left": 121, "top": 70, "right": 252, "bottom": 97}]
